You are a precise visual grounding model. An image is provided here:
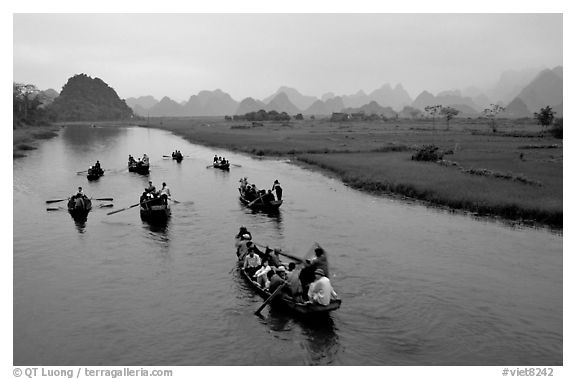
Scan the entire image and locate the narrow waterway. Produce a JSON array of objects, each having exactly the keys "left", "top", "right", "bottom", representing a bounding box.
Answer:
[{"left": 13, "top": 125, "right": 562, "bottom": 365}]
